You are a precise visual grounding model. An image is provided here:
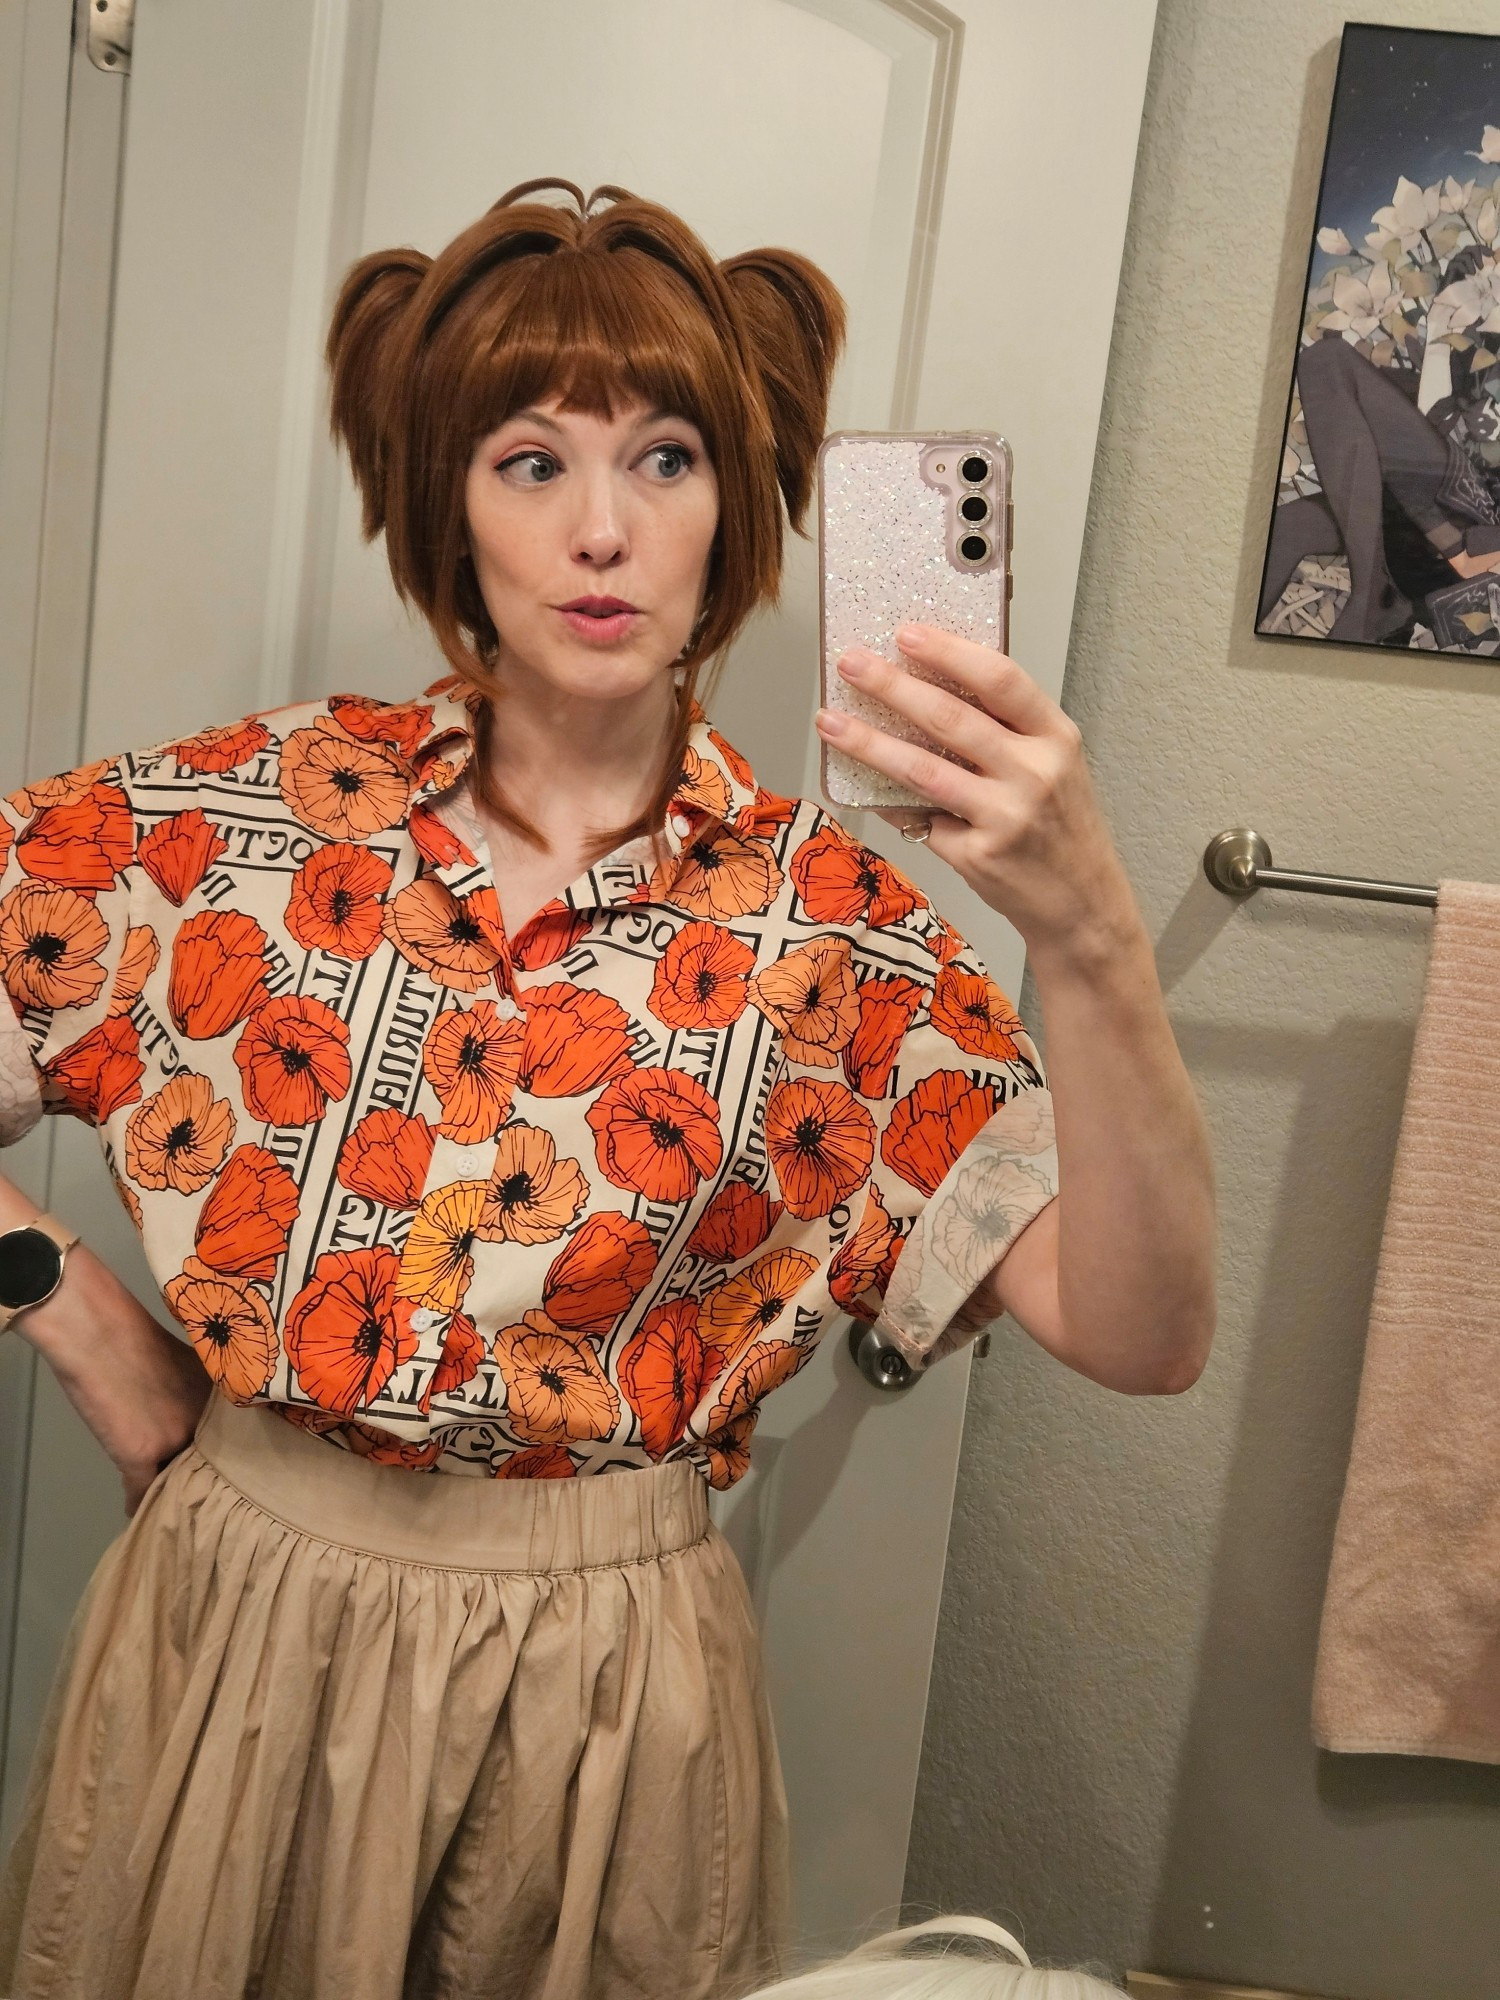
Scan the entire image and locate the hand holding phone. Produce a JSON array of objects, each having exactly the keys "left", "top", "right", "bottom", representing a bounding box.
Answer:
[{"left": 818, "top": 432, "right": 1012, "bottom": 810}]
